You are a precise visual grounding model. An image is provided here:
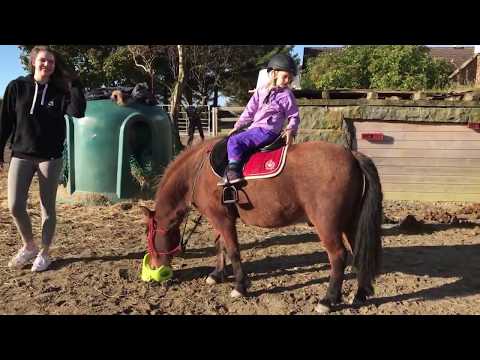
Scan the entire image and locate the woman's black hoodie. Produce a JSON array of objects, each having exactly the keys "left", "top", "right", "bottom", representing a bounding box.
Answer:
[{"left": 0, "top": 74, "right": 86, "bottom": 162}]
